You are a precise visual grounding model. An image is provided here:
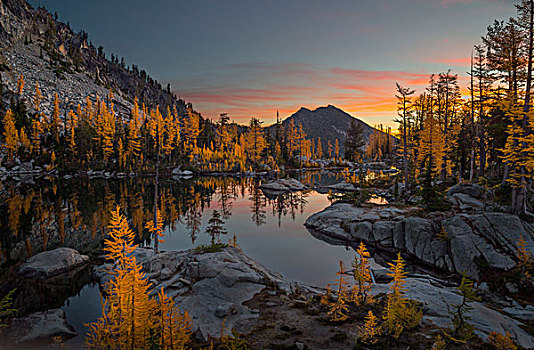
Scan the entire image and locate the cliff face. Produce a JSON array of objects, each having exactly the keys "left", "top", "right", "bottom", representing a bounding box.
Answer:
[
  {"left": 0, "top": 0, "right": 189, "bottom": 116},
  {"left": 0, "top": 0, "right": 33, "bottom": 49}
]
